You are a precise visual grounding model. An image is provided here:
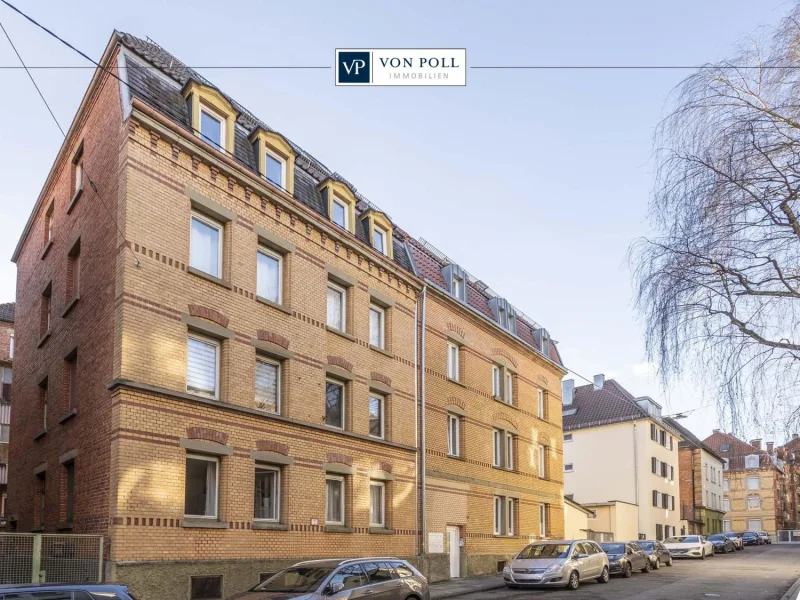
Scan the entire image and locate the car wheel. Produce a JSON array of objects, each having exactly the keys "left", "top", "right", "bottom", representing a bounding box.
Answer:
[
  {"left": 642, "top": 560, "right": 651, "bottom": 573},
  {"left": 652, "top": 557, "right": 661, "bottom": 570},
  {"left": 623, "top": 562, "right": 633, "bottom": 578},
  {"left": 567, "top": 570, "right": 580, "bottom": 590},
  {"left": 597, "top": 566, "right": 609, "bottom": 584},
  {"left": 701, "top": 549, "right": 706, "bottom": 560},
  {"left": 666, "top": 556, "right": 673, "bottom": 567}
]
